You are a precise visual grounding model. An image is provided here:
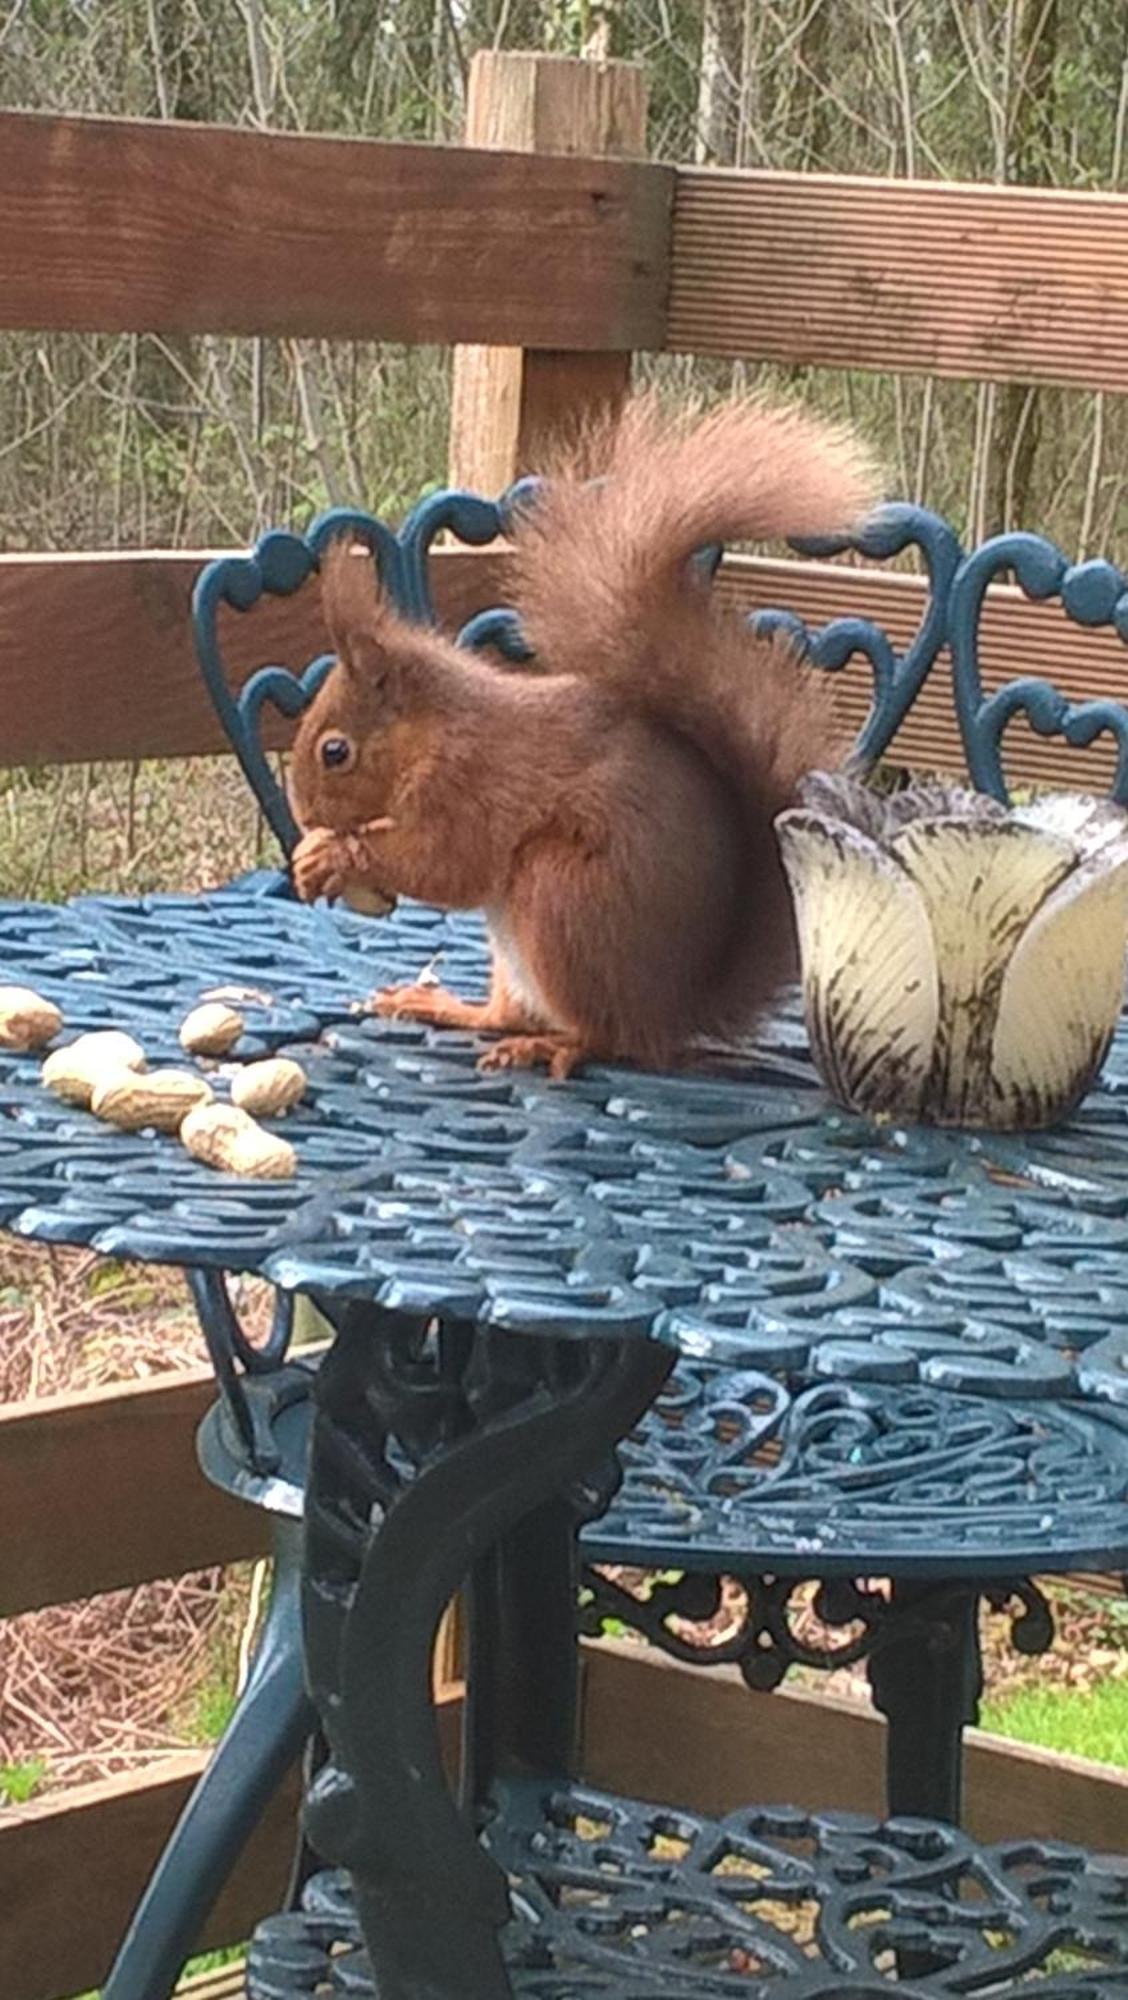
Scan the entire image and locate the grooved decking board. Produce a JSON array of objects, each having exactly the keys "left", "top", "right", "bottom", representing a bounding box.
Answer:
[{"left": 670, "top": 168, "right": 1128, "bottom": 390}]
